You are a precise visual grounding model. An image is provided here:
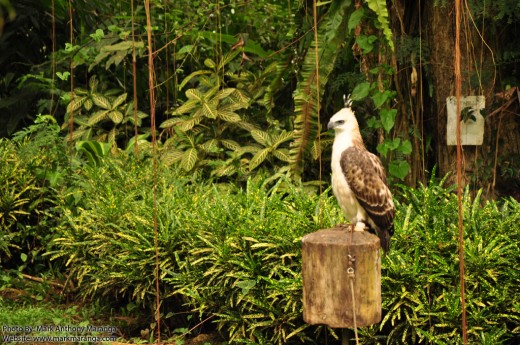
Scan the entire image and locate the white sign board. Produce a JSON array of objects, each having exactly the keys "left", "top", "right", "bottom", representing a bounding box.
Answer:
[{"left": 446, "top": 96, "right": 485, "bottom": 145}]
